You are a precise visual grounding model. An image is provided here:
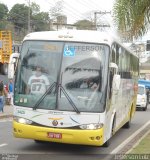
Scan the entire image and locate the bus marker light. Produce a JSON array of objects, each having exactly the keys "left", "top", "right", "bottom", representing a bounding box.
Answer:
[
  {"left": 90, "top": 137, "right": 95, "bottom": 140},
  {"left": 18, "top": 129, "right": 22, "bottom": 133},
  {"left": 96, "top": 136, "right": 100, "bottom": 140},
  {"left": 14, "top": 128, "right": 17, "bottom": 132}
]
